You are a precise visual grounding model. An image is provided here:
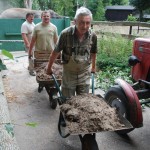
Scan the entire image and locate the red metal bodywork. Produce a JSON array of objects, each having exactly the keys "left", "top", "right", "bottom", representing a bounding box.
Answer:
[
  {"left": 115, "top": 78, "right": 143, "bottom": 128},
  {"left": 132, "top": 38, "right": 150, "bottom": 81}
]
